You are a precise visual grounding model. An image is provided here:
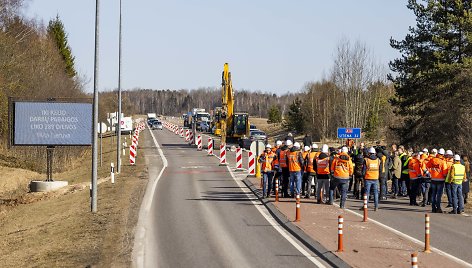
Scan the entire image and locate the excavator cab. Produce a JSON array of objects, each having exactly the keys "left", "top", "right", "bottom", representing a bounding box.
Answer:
[{"left": 232, "top": 113, "right": 249, "bottom": 137}]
